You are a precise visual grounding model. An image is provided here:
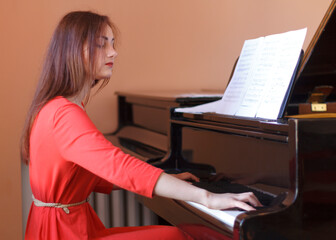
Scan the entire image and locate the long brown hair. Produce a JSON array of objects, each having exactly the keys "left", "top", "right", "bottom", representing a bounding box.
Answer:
[{"left": 21, "top": 11, "right": 118, "bottom": 164}]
